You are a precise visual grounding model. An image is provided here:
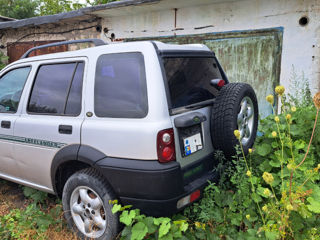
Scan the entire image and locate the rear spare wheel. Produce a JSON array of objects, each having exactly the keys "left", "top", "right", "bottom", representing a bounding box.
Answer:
[{"left": 211, "top": 83, "right": 258, "bottom": 157}]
